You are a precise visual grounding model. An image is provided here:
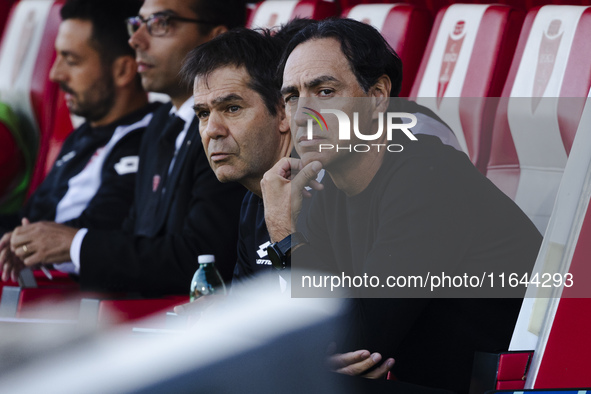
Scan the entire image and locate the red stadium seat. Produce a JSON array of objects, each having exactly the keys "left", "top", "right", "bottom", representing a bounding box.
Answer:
[
  {"left": 487, "top": 5, "right": 591, "bottom": 233},
  {"left": 0, "top": 0, "right": 73, "bottom": 200},
  {"left": 406, "top": 0, "right": 456, "bottom": 17},
  {"left": 509, "top": 93, "right": 591, "bottom": 387},
  {"left": 410, "top": 4, "right": 524, "bottom": 173},
  {"left": 95, "top": 296, "right": 188, "bottom": 325},
  {"left": 247, "top": 0, "right": 339, "bottom": 29},
  {"left": 343, "top": 3, "right": 432, "bottom": 97},
  {"left": 0, "top": 285, "right": 81, "bottom": 320},
  {"left": 337, "top": 0, "right": 364, "bottom": 11}
]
